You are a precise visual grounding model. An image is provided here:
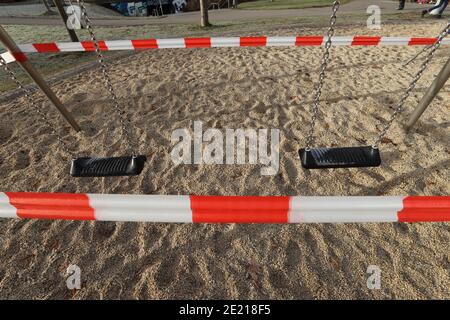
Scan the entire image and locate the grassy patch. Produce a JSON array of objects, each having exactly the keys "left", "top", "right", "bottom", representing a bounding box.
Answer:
[{"left": 237, "top": 0, "right": 351, "bottom": 10}]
